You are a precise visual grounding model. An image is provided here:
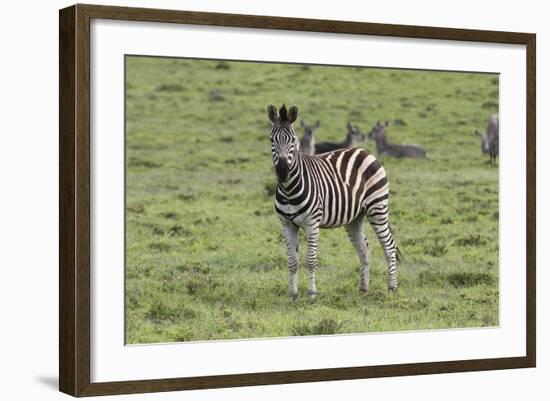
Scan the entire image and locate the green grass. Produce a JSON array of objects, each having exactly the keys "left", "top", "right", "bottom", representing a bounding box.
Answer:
[{"left": 125, "top": 56, "right": 499, "bottom": 344}]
